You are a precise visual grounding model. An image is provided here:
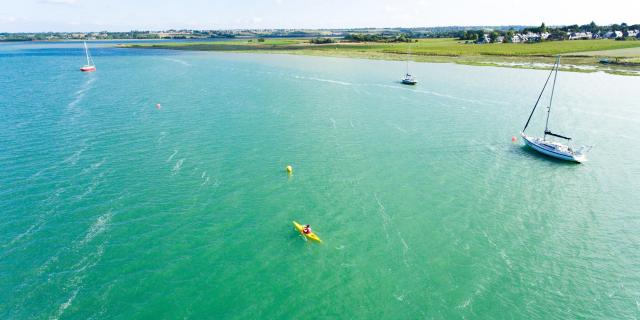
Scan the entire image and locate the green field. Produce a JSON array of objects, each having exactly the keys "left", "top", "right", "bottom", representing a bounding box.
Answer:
[{"left": 122, "top": 38, "right": 640, "bottom": 75}]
